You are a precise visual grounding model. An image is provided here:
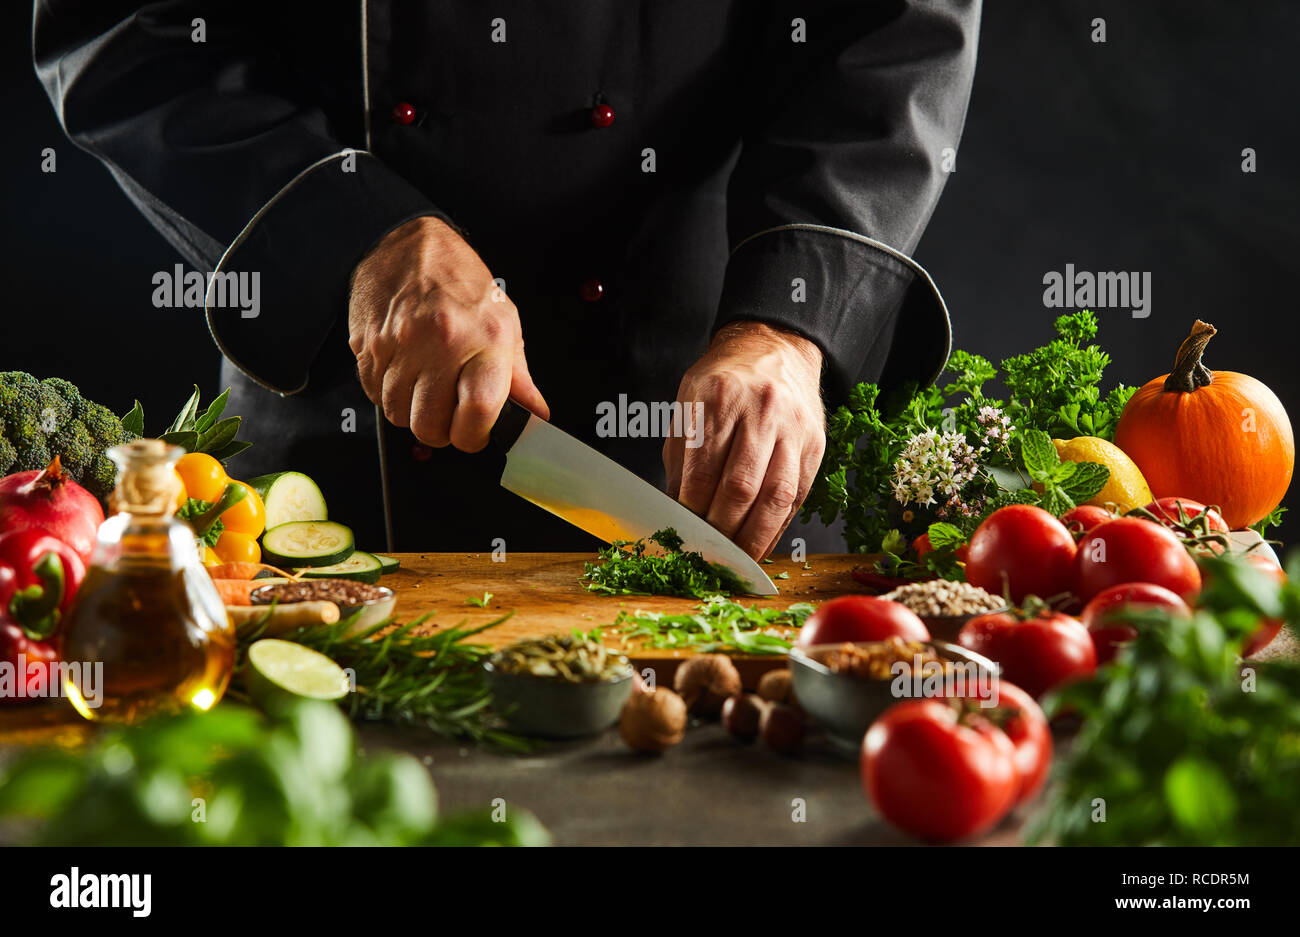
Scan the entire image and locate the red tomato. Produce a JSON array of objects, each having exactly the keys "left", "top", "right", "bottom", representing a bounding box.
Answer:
[
  {"left": 958, "top": 610, "right": 1097, "bottom": 699},
  {"left": 964, "top": 505, "right": 1077, "bottom": 603},
  {"left": 1059, "top": 505, "right": 1113, "bottom": 538},
  {"left": 861, "top": 699, "right": 1019, "bottom": 841},
  {"left": 1074, "top": 516, "right": 1201, "bottom": 603},
  {"left": 912, "top": 532, "right": 934, "bottom": 560},
  {"left": 797, "top": 596, "right": 930, "bottom": 647},
  {"left": 947, "top": 679, "right": 1053, "bottom": 805},
  {"left": 1142, "top": 497, "right": 1229, "bottom": 534},
  {"left": 1080, "top": 582, "right": 1191, "bottom": 664},
  {"left": 1241, "top": 553, "right": 1286, "bottom": 658}
]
